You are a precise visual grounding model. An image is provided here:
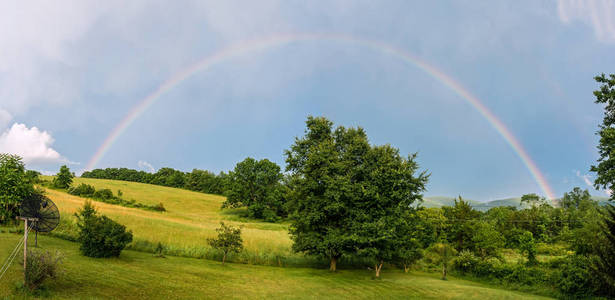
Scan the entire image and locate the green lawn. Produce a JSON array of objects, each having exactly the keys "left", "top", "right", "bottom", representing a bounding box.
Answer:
[{"left": 0, "top": 234, "right": 550, "bottom": 299}]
